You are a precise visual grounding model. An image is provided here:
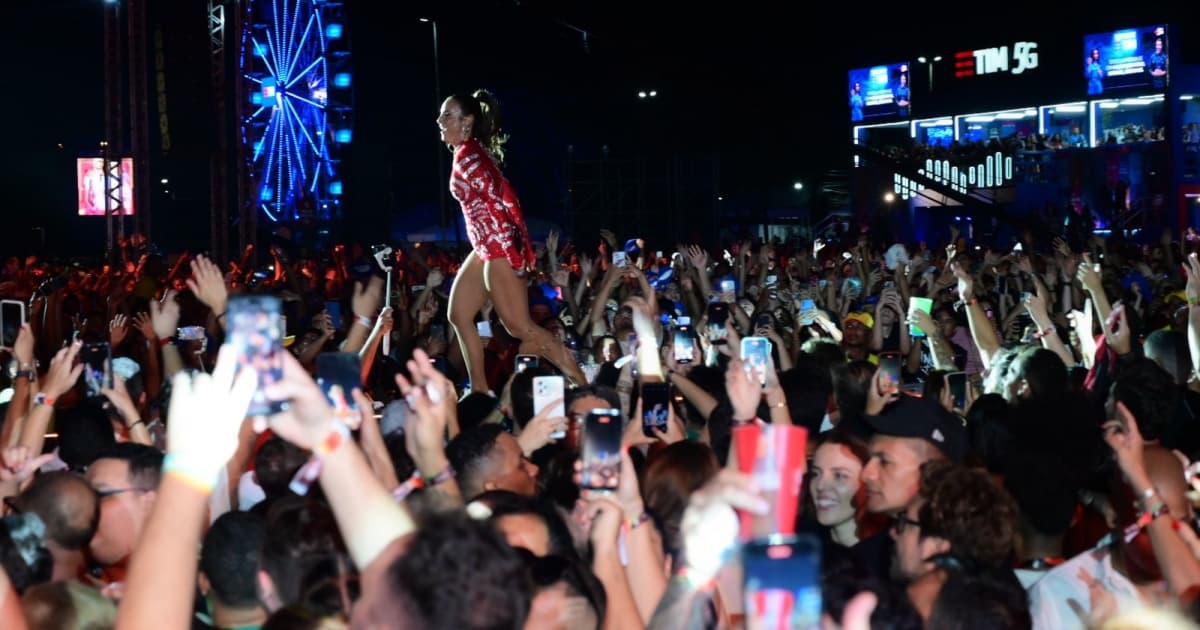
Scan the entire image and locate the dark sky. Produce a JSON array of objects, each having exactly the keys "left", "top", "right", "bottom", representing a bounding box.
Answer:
[{"left": 7, "top": 1, "right": 1188, "bottom": 256}]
